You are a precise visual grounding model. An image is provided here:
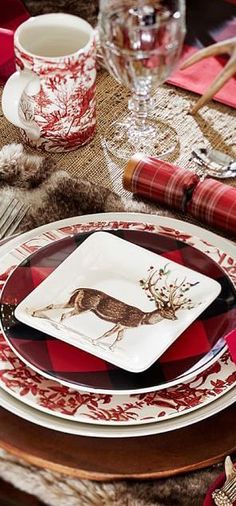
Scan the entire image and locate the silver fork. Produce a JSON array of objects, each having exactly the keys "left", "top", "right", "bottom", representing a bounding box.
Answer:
[
  {"left": 212, "top": 457, "right": 236, "bottom": 506},
  {"left": 0, "top": 197, "right": 29, "bottom": 239}
]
